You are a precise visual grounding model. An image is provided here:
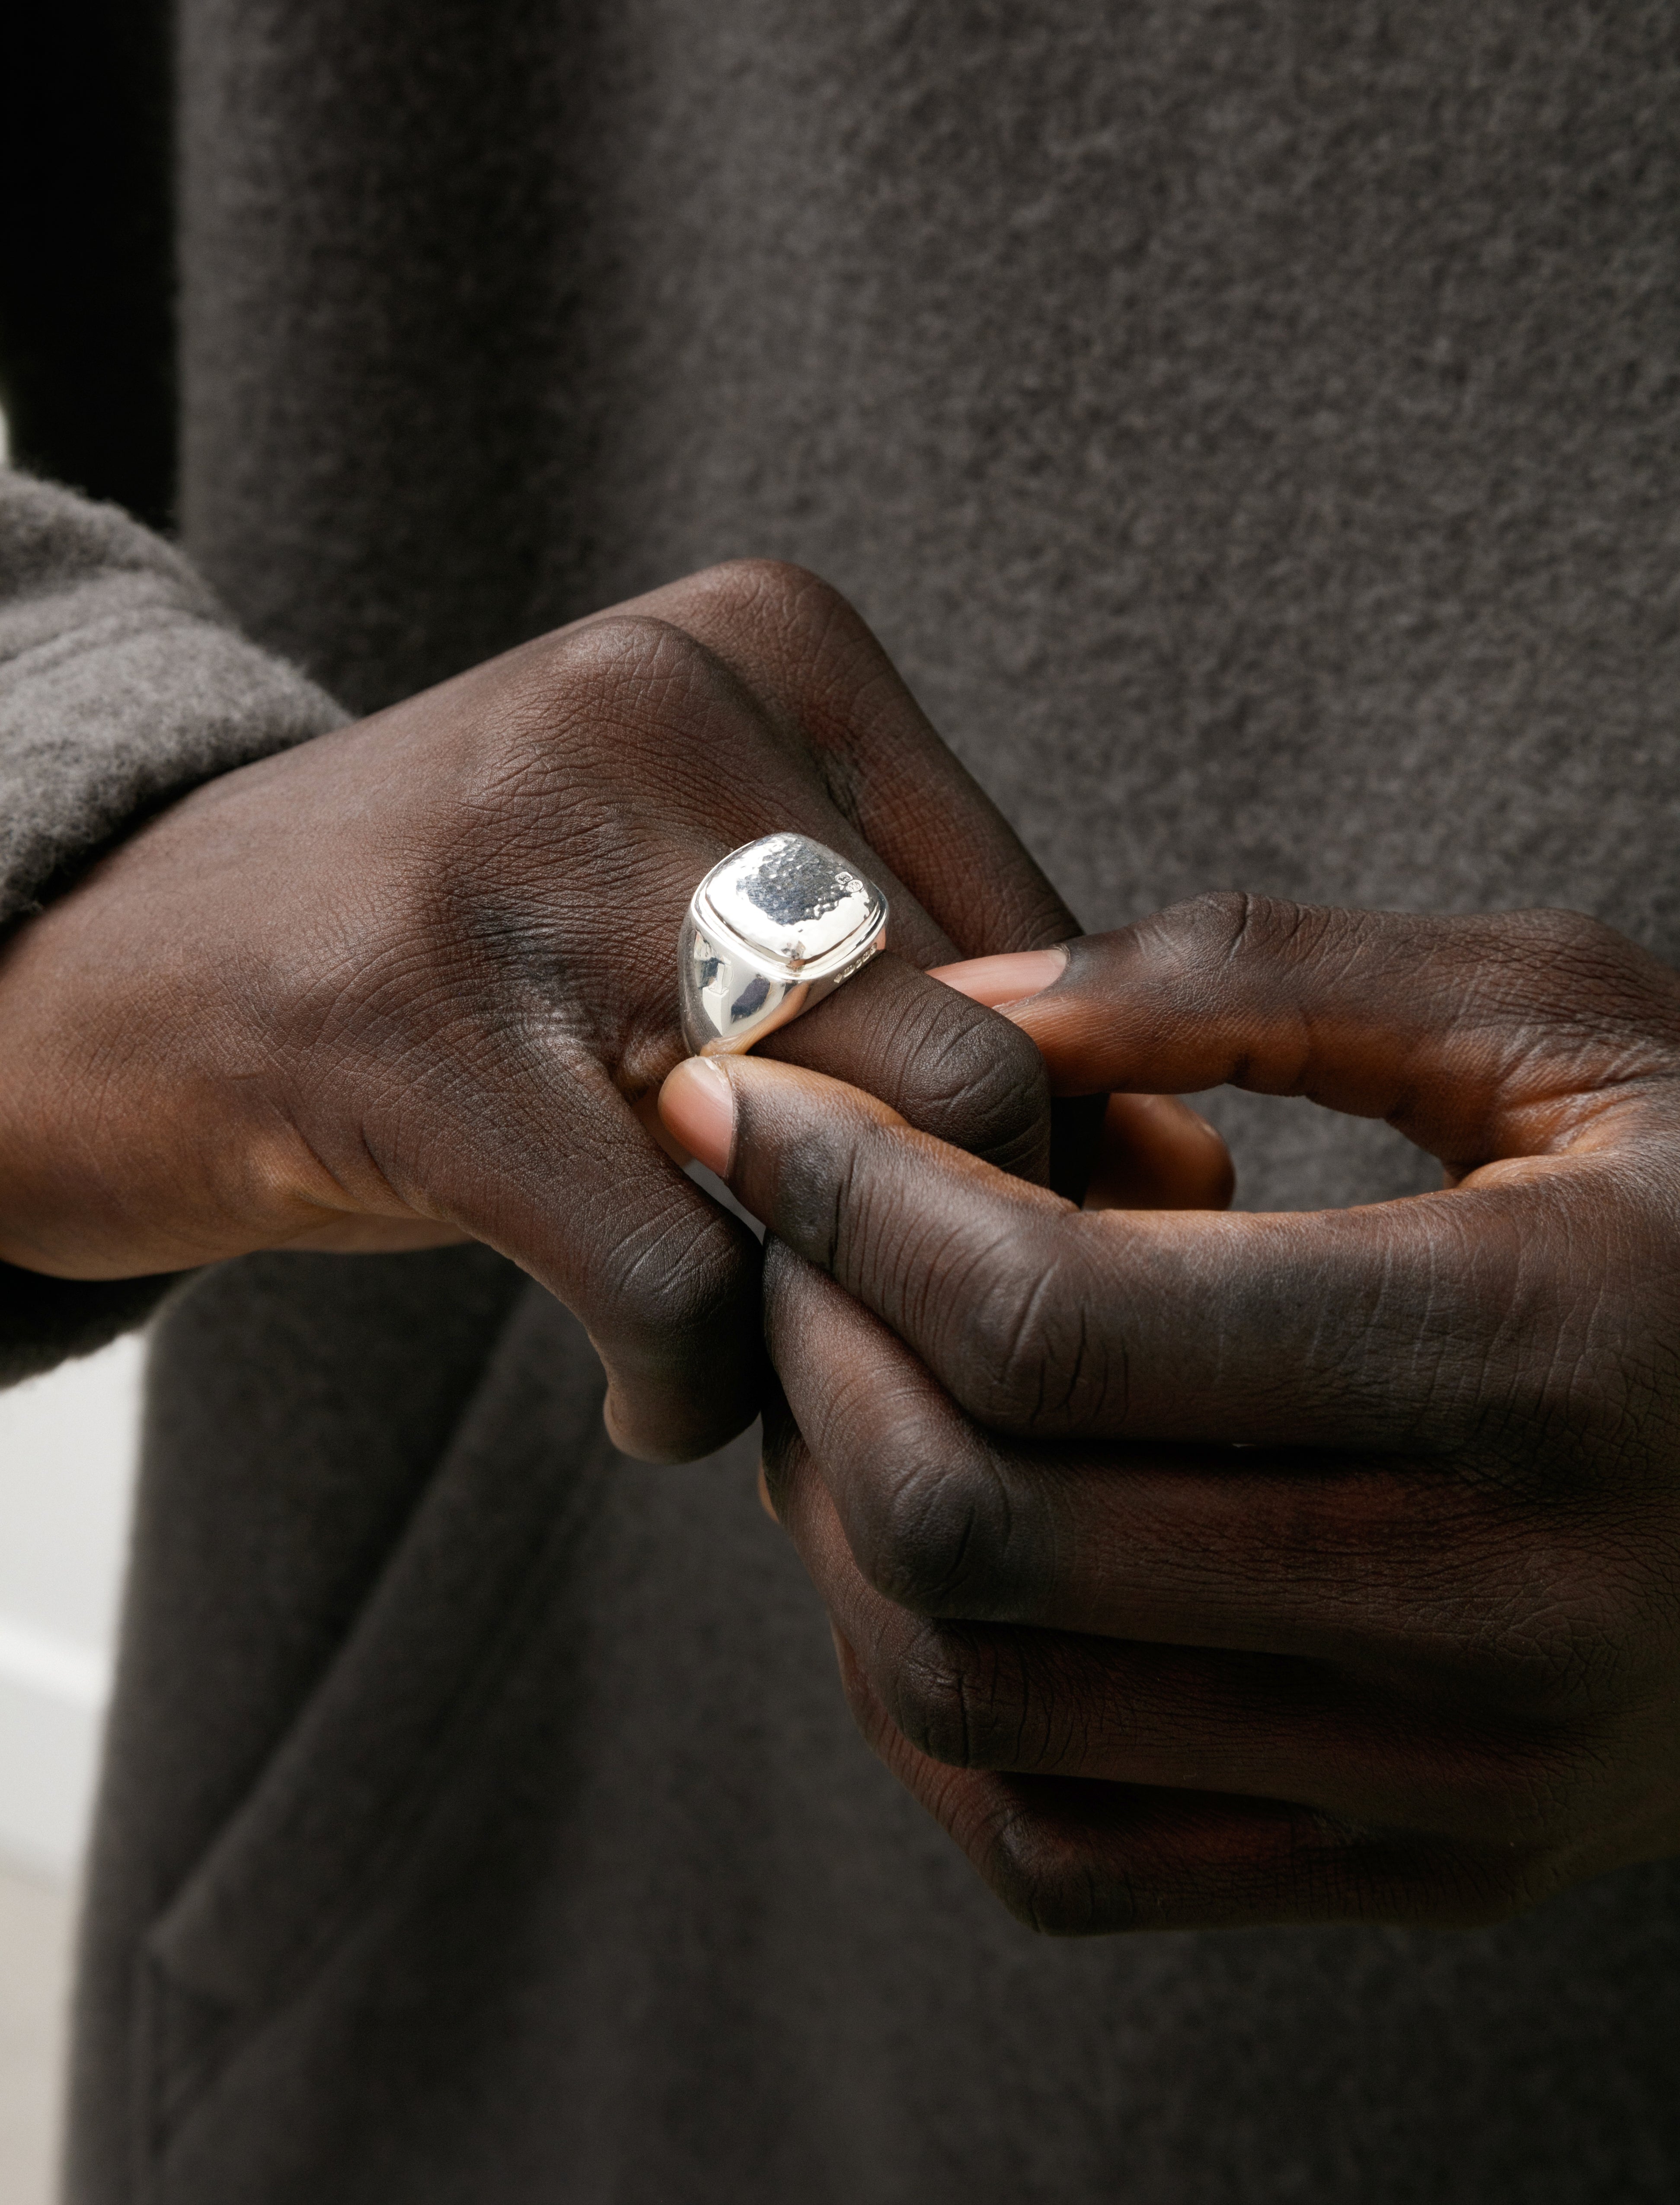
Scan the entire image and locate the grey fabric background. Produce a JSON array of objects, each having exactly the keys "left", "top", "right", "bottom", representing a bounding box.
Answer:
[{"left": 3, "top": 0, "right": 1670, "bottom": 2197}]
